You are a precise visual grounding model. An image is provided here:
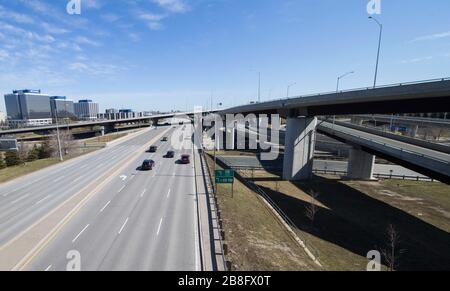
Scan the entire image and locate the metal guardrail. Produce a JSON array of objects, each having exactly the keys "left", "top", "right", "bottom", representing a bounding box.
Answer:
[
  {"left": 235, "top": 168, "right": 321, "bottom": 262},
  {"left": 319, "top": 123, "right": 450, "bottom": 164},
  {"left": 196, "top": 134, "right": 228, "bottom": 271},
  {"left": 313, "top": 169, "right": 435, "bottom": 182},
  {"left": 265, "top": 77, "right": 450, "bottom": 103}
]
